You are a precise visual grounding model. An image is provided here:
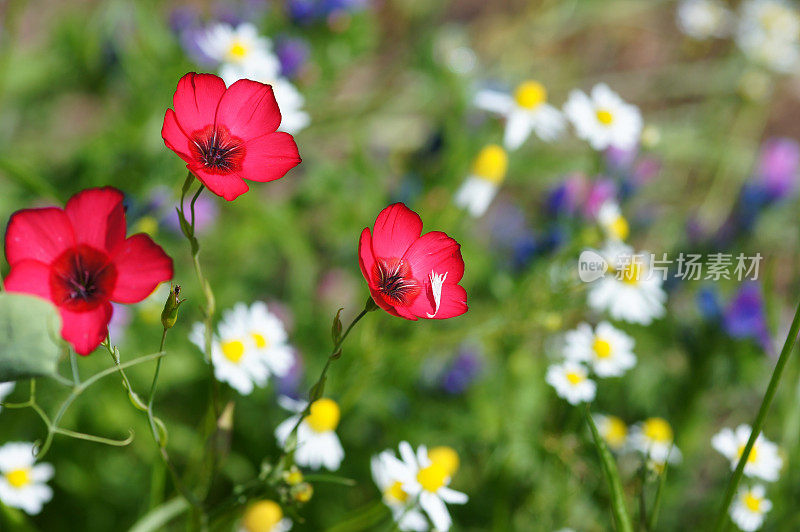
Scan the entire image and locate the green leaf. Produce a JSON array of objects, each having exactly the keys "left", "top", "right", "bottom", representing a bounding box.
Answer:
[{"left": 0, "top": 293, "right": 63, "bottom": 382}]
